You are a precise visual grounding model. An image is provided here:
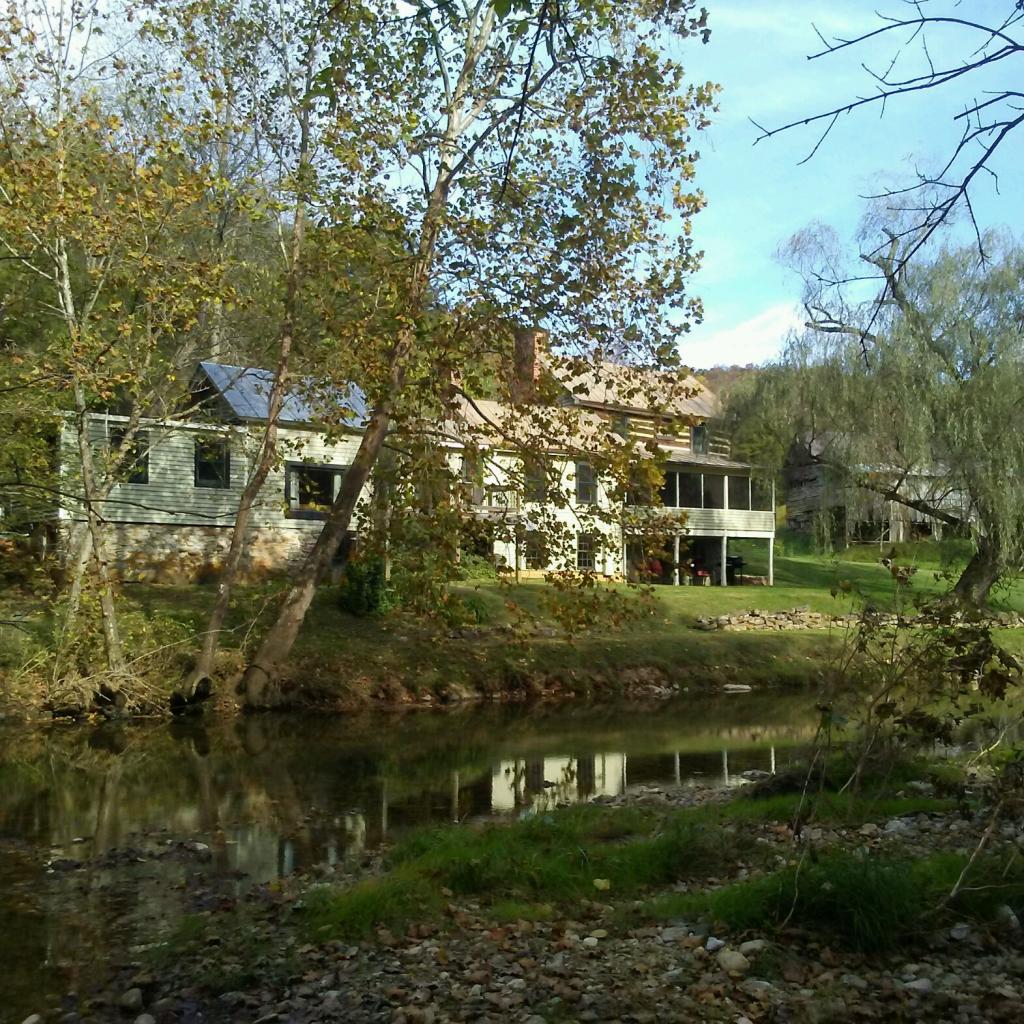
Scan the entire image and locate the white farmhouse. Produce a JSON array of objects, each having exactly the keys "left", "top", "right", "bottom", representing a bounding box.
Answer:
[{"left": 58, "top": 341, "right": 775, "bottom": 585}]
